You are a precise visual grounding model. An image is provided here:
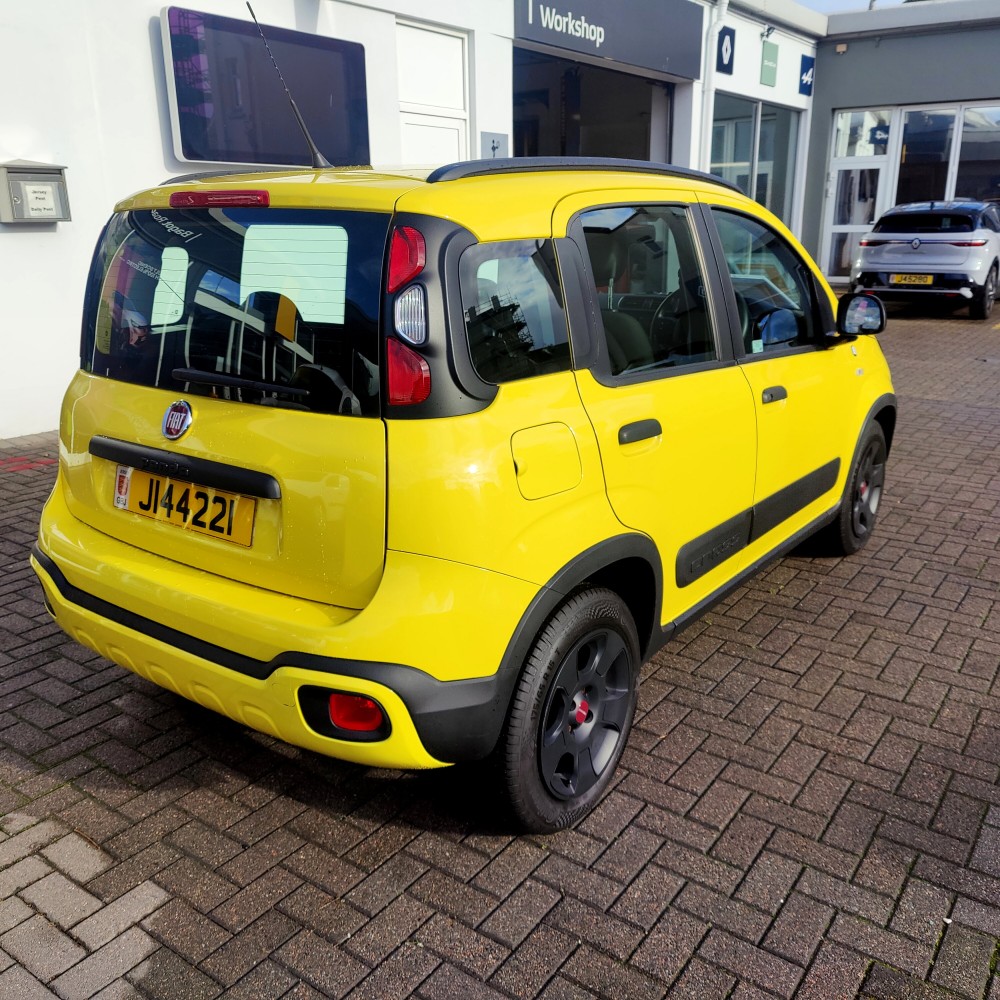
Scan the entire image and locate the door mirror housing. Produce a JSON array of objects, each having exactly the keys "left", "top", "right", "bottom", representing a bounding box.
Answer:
[{"left": 837, "top": 292, "right": 886, "bottom": 335}]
